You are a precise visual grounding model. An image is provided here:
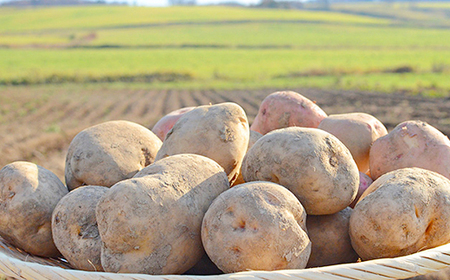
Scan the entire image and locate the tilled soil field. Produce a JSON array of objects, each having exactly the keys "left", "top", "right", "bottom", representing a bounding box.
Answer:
[
  {"left": 2, "top": 87, "right": 450, "bottom": 181},
  {"left": 1, "top": 86, "right": 450, "bottom": 279}
]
